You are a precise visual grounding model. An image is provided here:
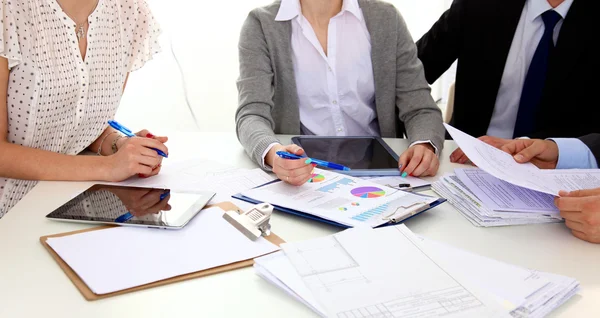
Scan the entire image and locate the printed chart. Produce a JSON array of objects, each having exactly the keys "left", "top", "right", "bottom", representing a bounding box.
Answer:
[
  {"left": 318, "top": 178, "right": 357, "bottom": 193},
  {"left": 308, "top": 174, "right": 326, "bottom": 183},
  {"left": 351, "top": 187, "right": 386, "bottom": 199}
]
